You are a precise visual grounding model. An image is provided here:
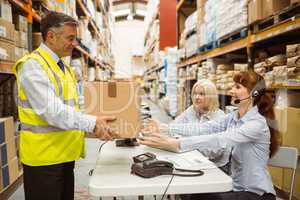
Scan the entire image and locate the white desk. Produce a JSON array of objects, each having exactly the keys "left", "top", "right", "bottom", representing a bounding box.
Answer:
[{"left": 88, "top": 142, "right": 232, "bottom": 198}]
